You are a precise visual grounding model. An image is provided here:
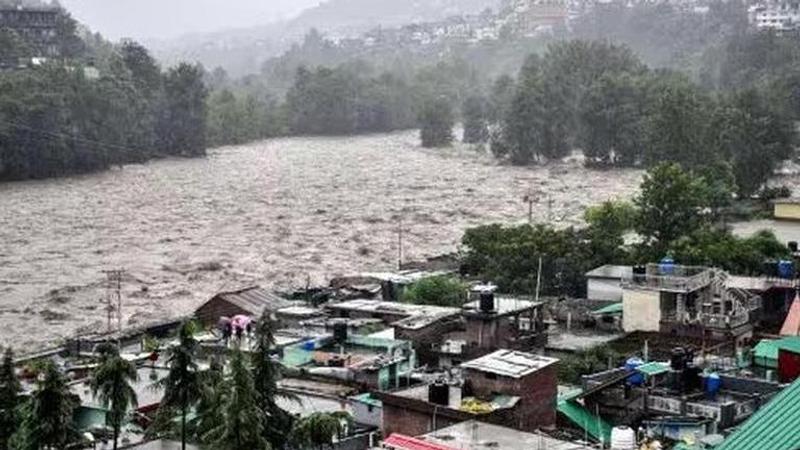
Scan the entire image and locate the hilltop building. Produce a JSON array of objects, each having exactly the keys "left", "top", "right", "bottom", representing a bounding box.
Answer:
[{"left": 0, "top": 5, "right": 59, "bottom": 63}]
